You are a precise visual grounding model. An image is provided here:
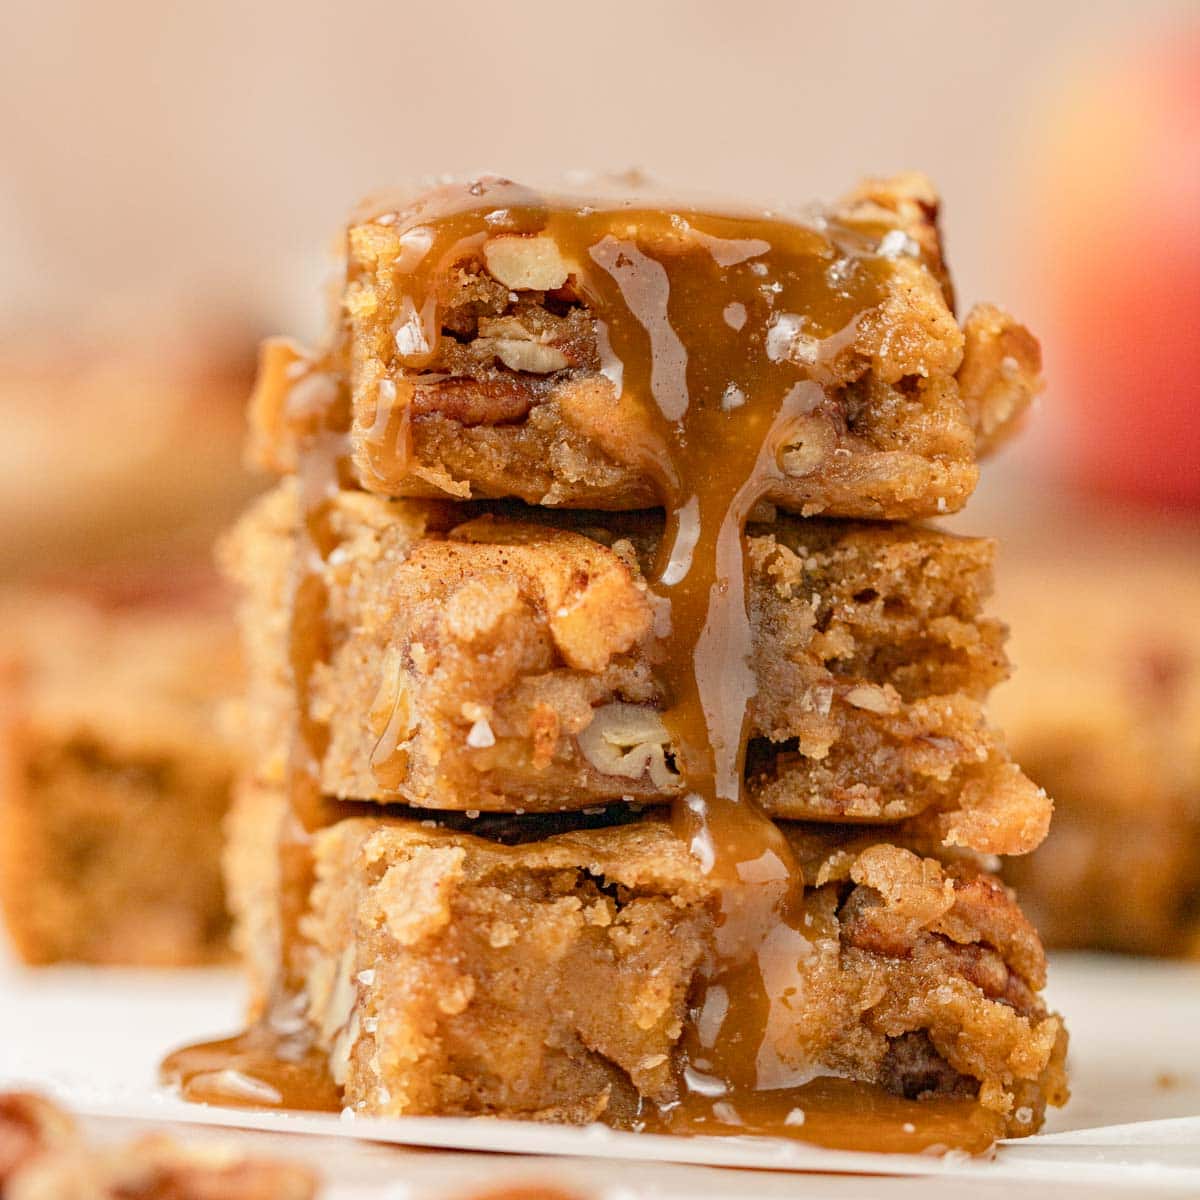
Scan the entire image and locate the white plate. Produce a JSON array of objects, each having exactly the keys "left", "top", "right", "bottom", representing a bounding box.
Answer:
[{"left": 2, "top": 952, "right": 1198, "bottom": 1190}]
